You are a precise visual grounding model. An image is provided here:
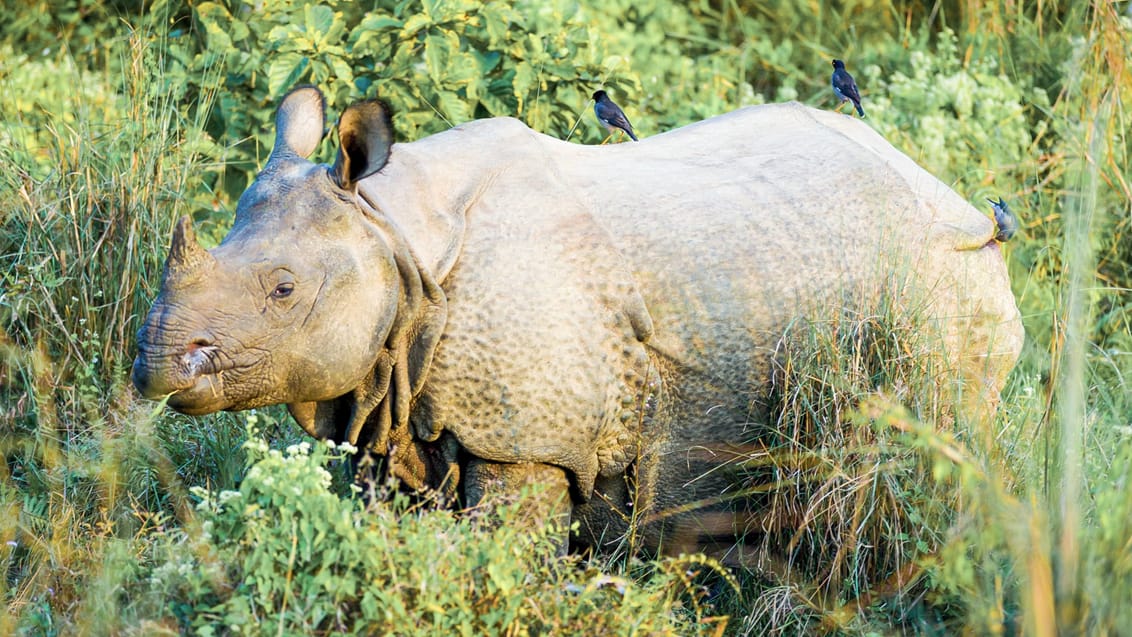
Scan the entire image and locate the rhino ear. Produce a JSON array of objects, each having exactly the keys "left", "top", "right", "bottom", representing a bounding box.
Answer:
[
  {"left": 269, "top": 86, "right": 326, "bottom": 161},
  {"left": 332, "top": 99, "right": 394, "bottom": 191}
]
